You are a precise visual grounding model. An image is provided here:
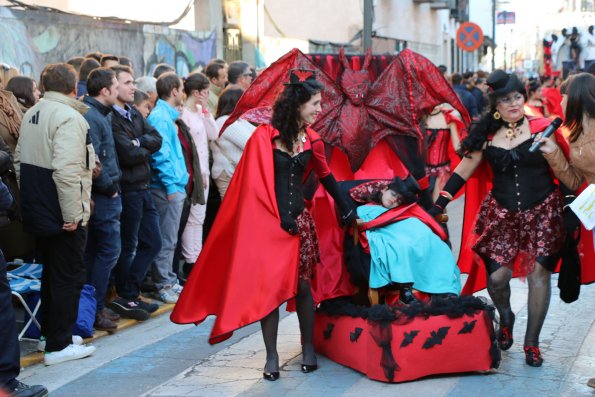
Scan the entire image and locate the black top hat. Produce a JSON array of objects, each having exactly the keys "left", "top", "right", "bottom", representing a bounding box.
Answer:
[
  {"left": 486, "top": 70, "right": 525, "bottom": 97},
  {"left": 284, "top": 68, "right": 317, "bottom": 85}
]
